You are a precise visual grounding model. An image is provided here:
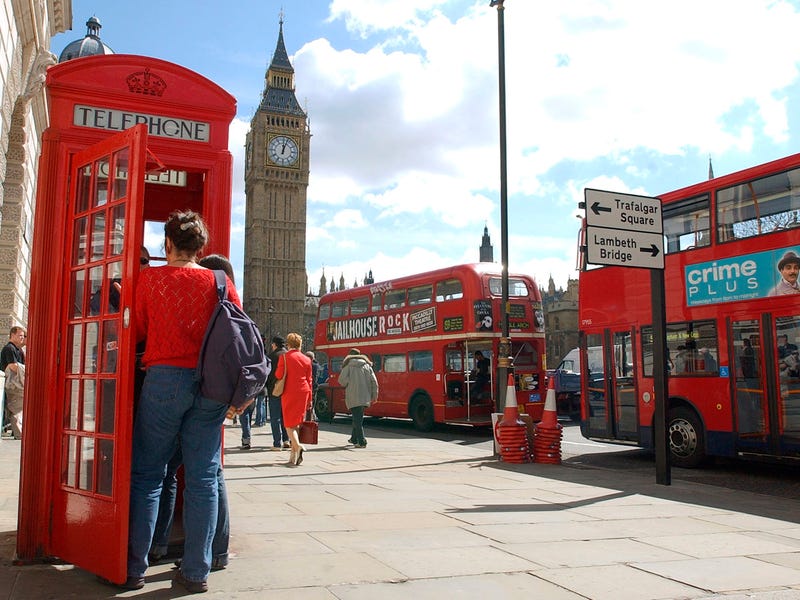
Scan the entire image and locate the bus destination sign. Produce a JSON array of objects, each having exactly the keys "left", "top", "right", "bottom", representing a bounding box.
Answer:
[{"left": 584, "top": 188, "right": 664, "bottom": 269}]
